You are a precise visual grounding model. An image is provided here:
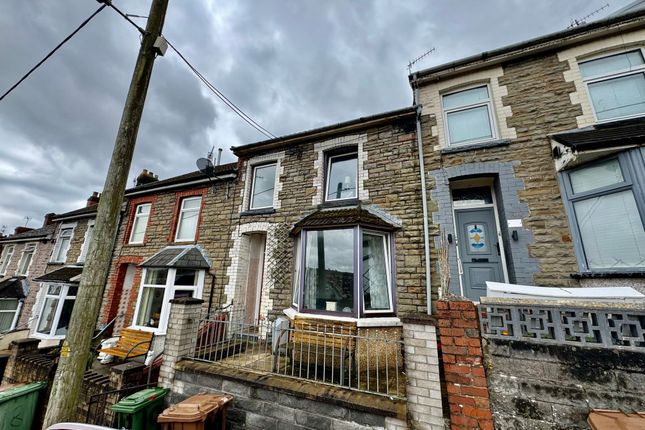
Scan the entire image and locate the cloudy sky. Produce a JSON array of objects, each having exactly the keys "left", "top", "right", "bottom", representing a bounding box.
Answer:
[{"left": 0, "top": 0, "right": 631, "bottom": 233}]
